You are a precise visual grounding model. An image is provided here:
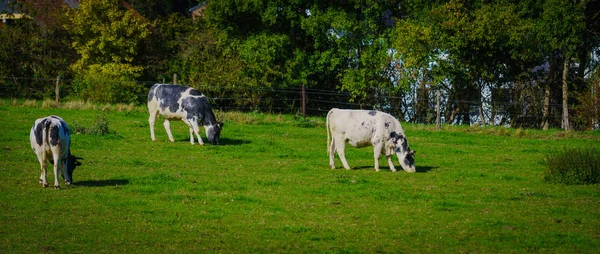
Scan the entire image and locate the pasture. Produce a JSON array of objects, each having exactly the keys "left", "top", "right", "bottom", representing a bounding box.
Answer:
[{"left": 0, "top": 102, "right": 599, "bottom": 253}]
